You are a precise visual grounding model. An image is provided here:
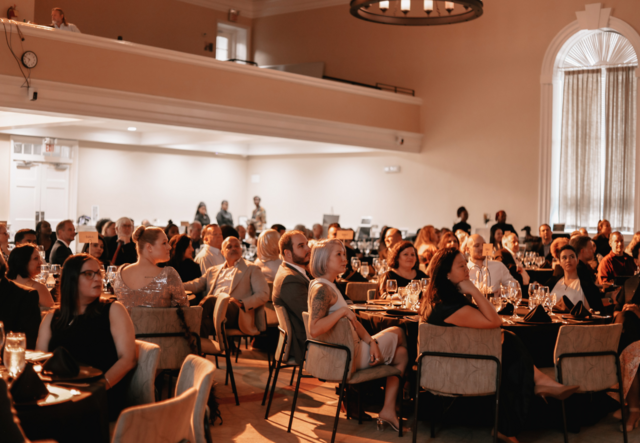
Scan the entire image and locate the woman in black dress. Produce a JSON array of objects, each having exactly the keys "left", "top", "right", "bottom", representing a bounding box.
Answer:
[
  {"left": 165, "top": 234, "right": 202, "bottom": 283},
  {"left": 81, "top": 234, "right": 111, "bottom": 266},
  {"left": 419, "top": 248, "right": 579, "bottom": 443},
  {"left": 36, "top": 254, "right": 137, "bottom": 421},
  {"left": 378, "top": 241, "right": 428, "bottom": 298}
]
